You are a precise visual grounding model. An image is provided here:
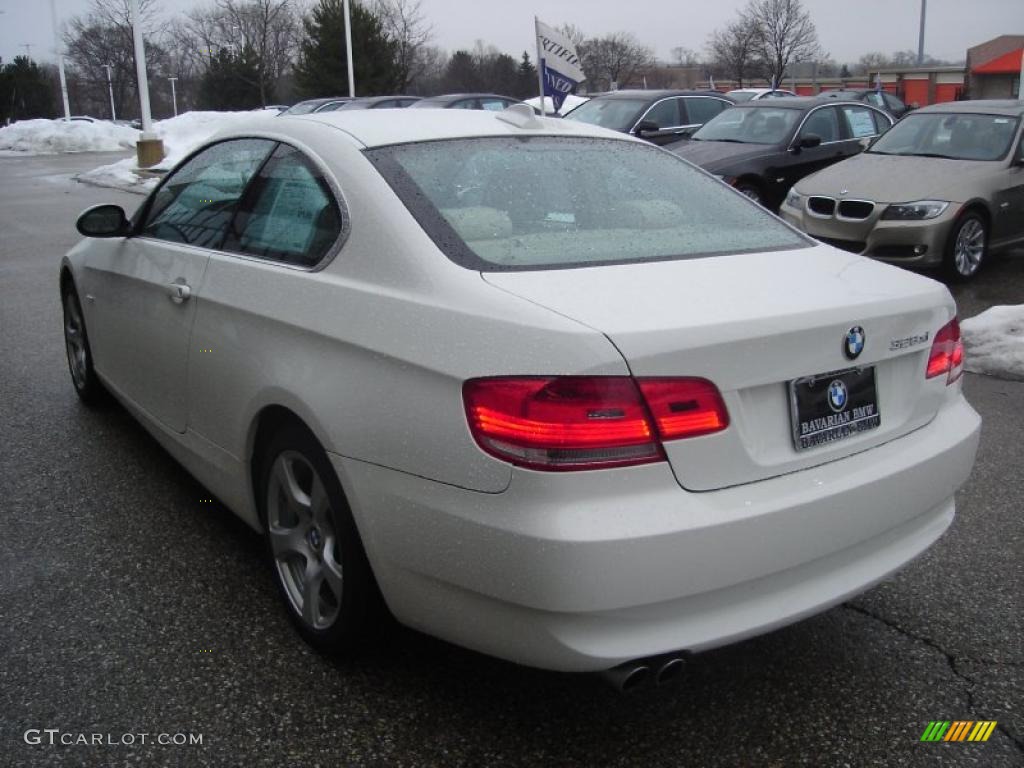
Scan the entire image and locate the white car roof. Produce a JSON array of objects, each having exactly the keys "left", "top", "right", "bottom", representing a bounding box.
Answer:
[{"left": 276, "top": 108, "right": 632, "bottom": 148}]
